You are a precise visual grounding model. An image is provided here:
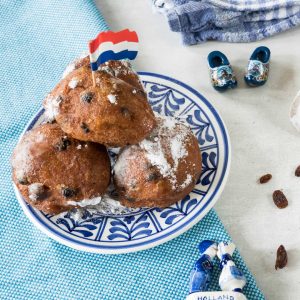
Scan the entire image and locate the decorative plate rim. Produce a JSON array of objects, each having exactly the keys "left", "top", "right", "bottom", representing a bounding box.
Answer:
[{"left": 14, "top": 72, "right": 231, "bottom": 254}]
